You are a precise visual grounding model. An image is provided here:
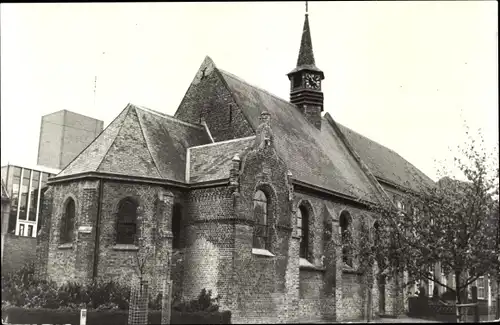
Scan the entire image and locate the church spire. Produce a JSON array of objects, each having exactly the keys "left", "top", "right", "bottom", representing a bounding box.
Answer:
[
  {"left": 287, "top": 3, "right": 325, "bottom": 130},
  {"left": 288, "top": 6, "right": 324, "bottom": 78},
  {"left": 297, "top": 9, "right": 315, "bottom": 68}
]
